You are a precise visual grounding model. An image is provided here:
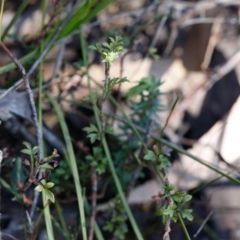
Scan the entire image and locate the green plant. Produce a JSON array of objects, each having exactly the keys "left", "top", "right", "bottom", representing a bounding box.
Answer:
[
  {"left": 1, "top": 1, "right": 239, "bottom": 239},
  {"left": 103, "top": 196, "right": 128, "bottom": 240},
  {"left": 89, "top": 36, "right": 124, "bottom": 65},
  {"left": 85, "top": 147, "right": 107, "bottom": 175},
  {"left": 21, "top": 142, "right": 58, "bottom": 202},
  {"left": 34, "top": 179, "right": 55, "bottom": 203},
  {"left": 154, "top": 186, "right": 193, "bottom": 223},
  {"left": 86, "top": 35, "right": 144, "bottom": 240}
]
